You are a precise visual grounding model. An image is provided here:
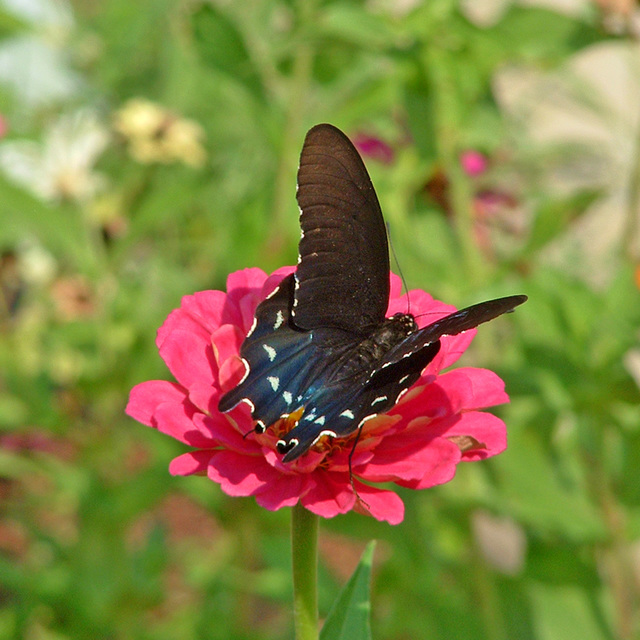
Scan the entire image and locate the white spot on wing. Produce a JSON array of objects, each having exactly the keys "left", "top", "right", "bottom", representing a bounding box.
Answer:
[
  {"left": 278, "top": 437, "right": 299, "bottom": 450},
  {"left": 267, "top": 376, "right": 279, "bottom": 392},
  {"left": 283, "top": 391, "right": 293, "bottom": 405},
  {"left": 314, "top": 416, "right": 325, "bottom": 425},
  {"left": 246, "top": 316, "right": 258, "bottom": 337},
  {"left": 340, "top": 409, "right": 354, "bottom": 419},
  {"left": 265, "top": 284, "right": 280, "bottom": 300},
  {"left": 309, "top": 429, "right": 338, "bottom": 448},
  {"left": 273, "top": 310, "right": 284, "bottom": 330},
  {"left": 372, "top": 395, "right": 388, "bottom": 406},
  {"left": 238, "top": 358, "right": 251, "bottom": 385},
  {"left": 399, "top": 374, "right": 410, "bottom": 385},
  {"left": 263, "top": 344, "right": 277, "bottom": 362},
  {"left": 358, "top": 414, "right": 379, "bottom": 429},
  {"left": 293, "top": 275, "right": 300, "bottom": 310}
]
